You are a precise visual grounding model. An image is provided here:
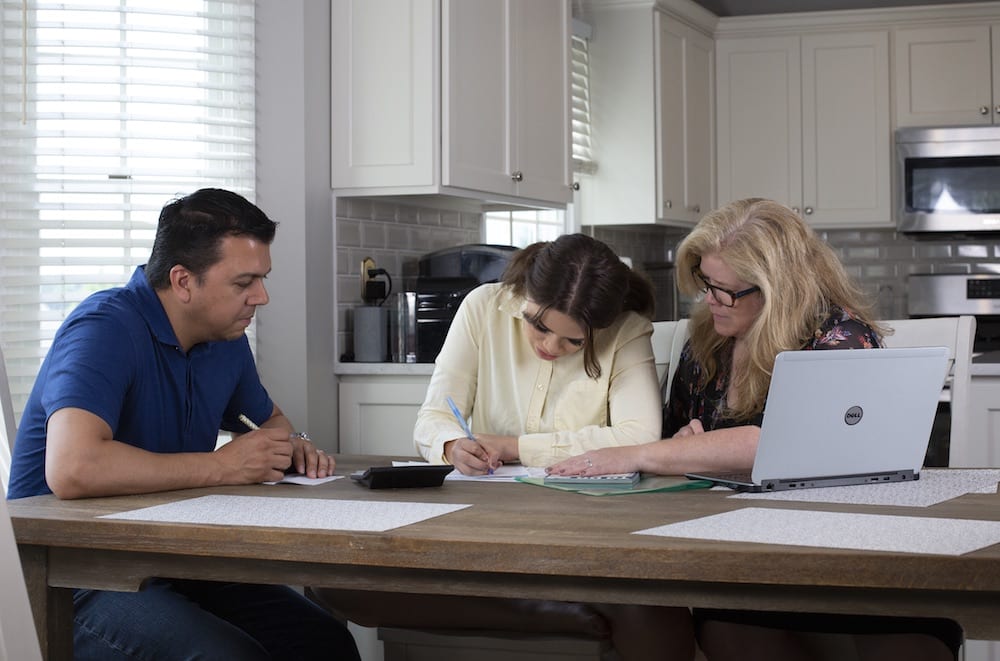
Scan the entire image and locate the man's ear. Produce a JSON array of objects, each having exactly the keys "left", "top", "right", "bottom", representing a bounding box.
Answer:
[{"left": 169, "top": 265, "right": 194, "bottom": 303}]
